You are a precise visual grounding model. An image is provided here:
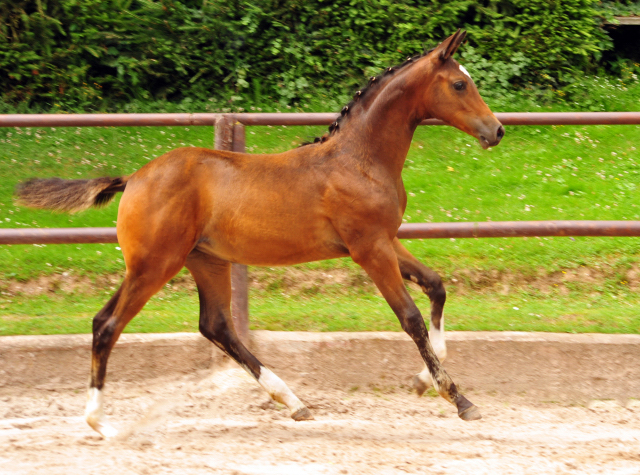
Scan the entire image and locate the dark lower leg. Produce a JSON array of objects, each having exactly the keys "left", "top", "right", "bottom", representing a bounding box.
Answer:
[
  {"left": 188, "top": 252, "right": 313, "bottom": 421},
  {"left": 86, "top": 270, "right": 181, "bottom": 437},
  {"left": 400, "top": 265, "right": 447, "bottom": 394},
  {"left": 394, "top": 239, "right": 452, "bottom": 396},
  {"left": 400, "top": 264, "right": 447, "bottom": 354},
  {"left": 200, "top": 299, "right": 313, "bottom": 421},
  {"left": 202, "top": 318, "right": 309, "bottom": 419},
  {"left": 89, "top": 280, "right": 156, "bottom": 390},
  {"left": 90, "top": 288, "right": 123, "bottom": 391},
  {"left": 394, "top": 238, "right": 447, "bottom": 356},
  {"left": 86, "top": 285, "right": 135, "bottom": 438},
  {"left": 353, "top": 239, "right": 479, "bottom": 421},
  {"left": 401, "top": 307, "right": 479, "bottom": 419}
]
